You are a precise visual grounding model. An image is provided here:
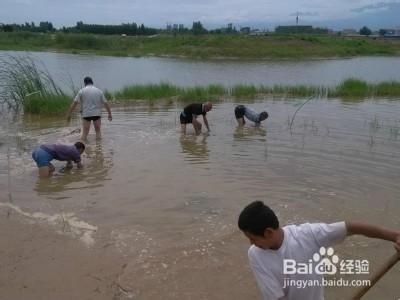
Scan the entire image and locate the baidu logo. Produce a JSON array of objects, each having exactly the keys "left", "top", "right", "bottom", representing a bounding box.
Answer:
[
  {"left": 283, "top": 247, "right": 371, "bottom": 289},
  {"left": 283, "top": 246, "right": 367, "bottom": 276},
  {"left": 313, "top": 247, "right": 339, "bottom": 275}
]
